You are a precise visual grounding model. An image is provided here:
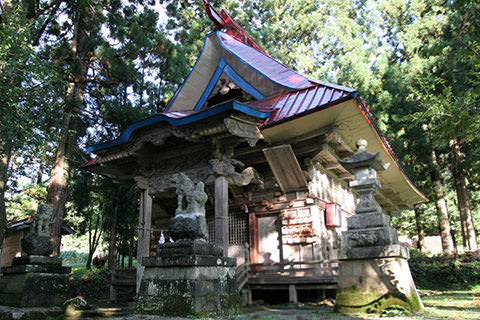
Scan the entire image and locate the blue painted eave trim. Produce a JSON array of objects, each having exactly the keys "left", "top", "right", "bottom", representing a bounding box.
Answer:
[
  {"left": 193, "top": 57, "right": 266, "bottom": 111},
  {"left": 86, "top": 101, "right": 271, "bottom": 153}
]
